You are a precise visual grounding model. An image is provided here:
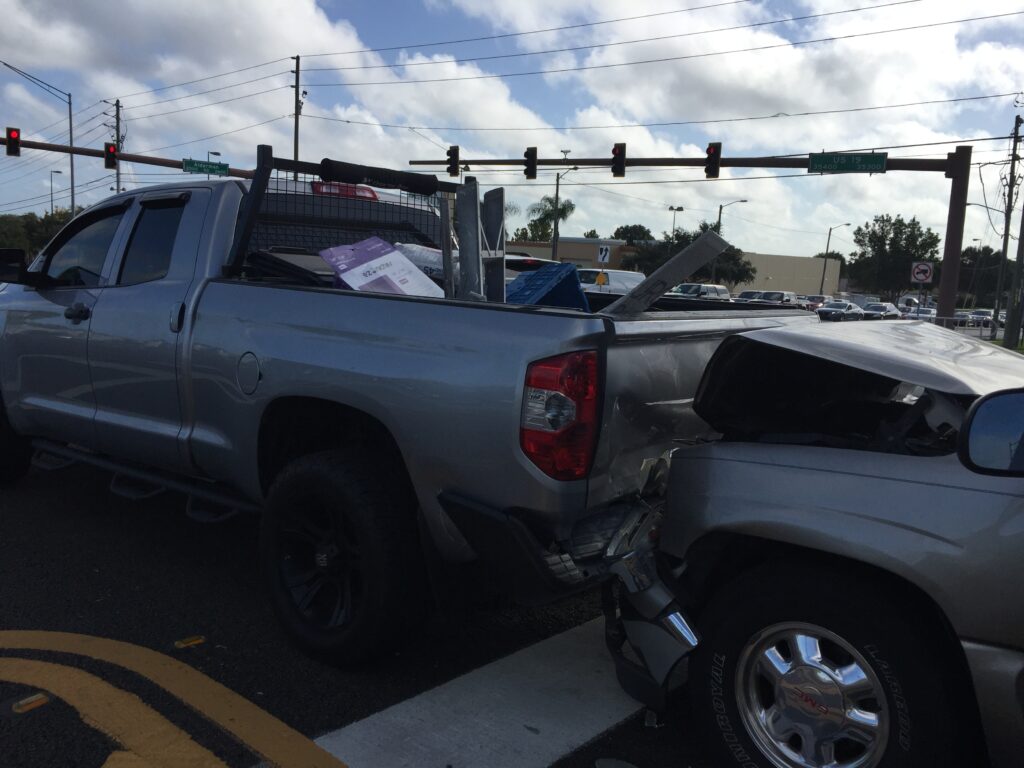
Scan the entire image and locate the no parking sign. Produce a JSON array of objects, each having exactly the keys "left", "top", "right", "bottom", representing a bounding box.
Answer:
[{"left": 911, "top": 261, "right": 933, "bottom": 284}]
